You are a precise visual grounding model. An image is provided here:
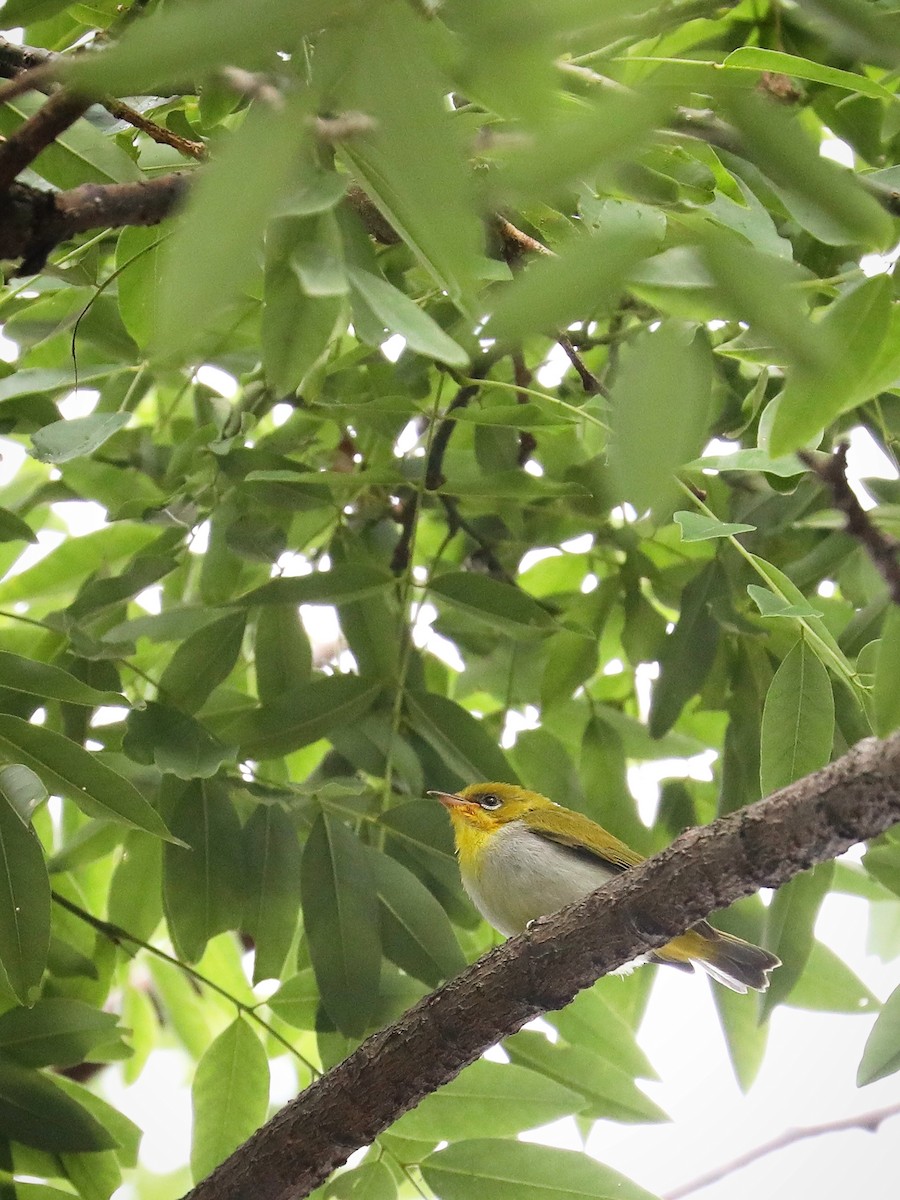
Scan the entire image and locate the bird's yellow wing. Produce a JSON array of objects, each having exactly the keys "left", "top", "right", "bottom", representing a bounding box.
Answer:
[{"left": 525, "top": 806, "right": 645, "bottom": 872}]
